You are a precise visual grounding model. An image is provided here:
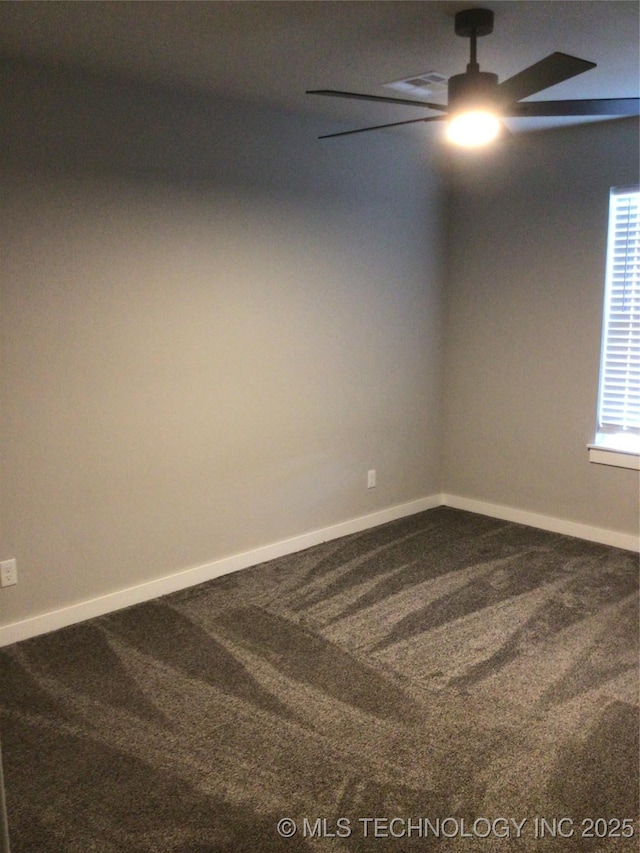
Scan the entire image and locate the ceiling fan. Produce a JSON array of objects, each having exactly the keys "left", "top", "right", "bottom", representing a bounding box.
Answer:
[{"left": 307, "top": 7, "right": 639, "bottom": 146}]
